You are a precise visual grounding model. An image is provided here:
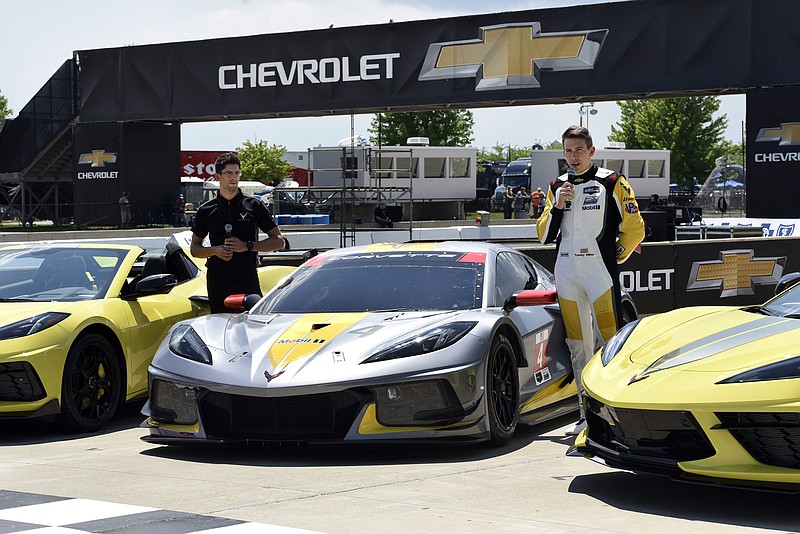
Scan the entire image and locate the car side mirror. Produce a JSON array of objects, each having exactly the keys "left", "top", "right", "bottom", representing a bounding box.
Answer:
[
  {"left": 503, "top": 289, "right": 558, "bottom": 312},
  {"left": 775, "top": 272, "right": 800, "bottom": 295},
  {"left": 223, "top": 293, "right": 262, "bottom": 311},
  {"left": 135, "top": 273, "right": 176, "bottom": 295}
]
